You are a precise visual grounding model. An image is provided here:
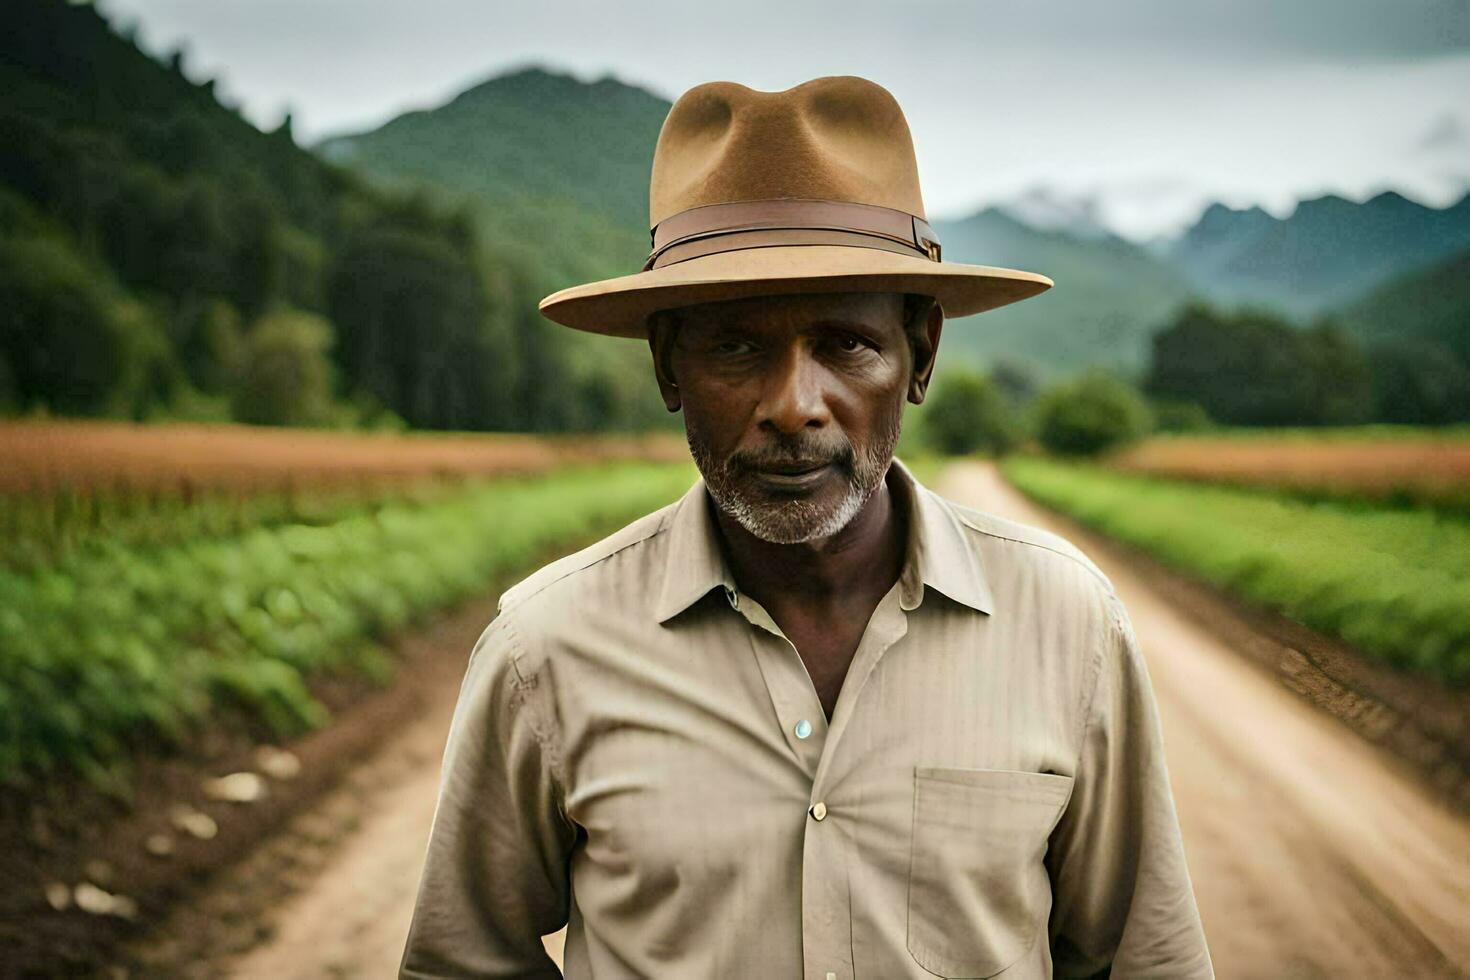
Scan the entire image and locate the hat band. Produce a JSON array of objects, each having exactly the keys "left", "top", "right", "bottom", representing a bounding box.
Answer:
[{"left": 644, "top": 198, "right": 942, "bottom": 272}]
